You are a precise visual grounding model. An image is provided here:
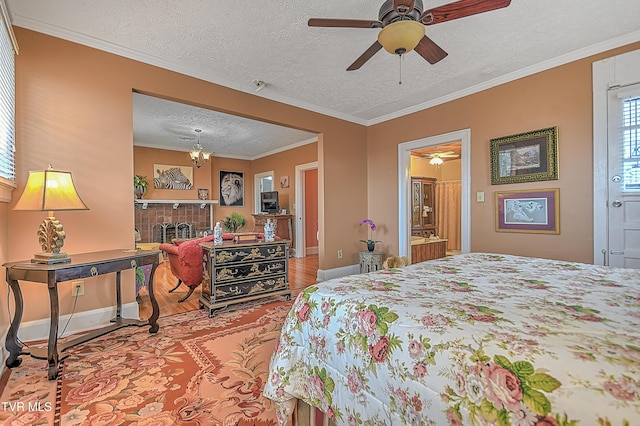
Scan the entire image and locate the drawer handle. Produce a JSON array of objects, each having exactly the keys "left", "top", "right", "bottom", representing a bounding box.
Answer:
[
  {"left": 90, "top": 266, "right": 98, "bottom": 277},
  {"left": 131, "top": 260, "right": 137, "bottom": 268}
]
